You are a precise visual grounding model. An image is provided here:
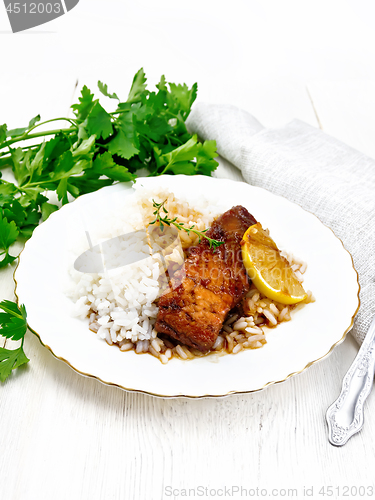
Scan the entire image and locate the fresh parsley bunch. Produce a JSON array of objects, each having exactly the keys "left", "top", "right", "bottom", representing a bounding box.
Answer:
[
  {"left": 0, "top": 68, "right": 218, "bottom": 268},
  {"left": 0, "top": 69, "right": 219, "bottom": 381}
]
